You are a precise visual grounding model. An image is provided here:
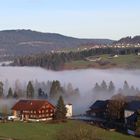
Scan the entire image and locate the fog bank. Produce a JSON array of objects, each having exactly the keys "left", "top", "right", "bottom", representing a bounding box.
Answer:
[
  {"left": 0, "top": 66, "right": 140, "bottom": 115},
  {"left": 0, "top": 66, "right": 139, "bottom": 93}
]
